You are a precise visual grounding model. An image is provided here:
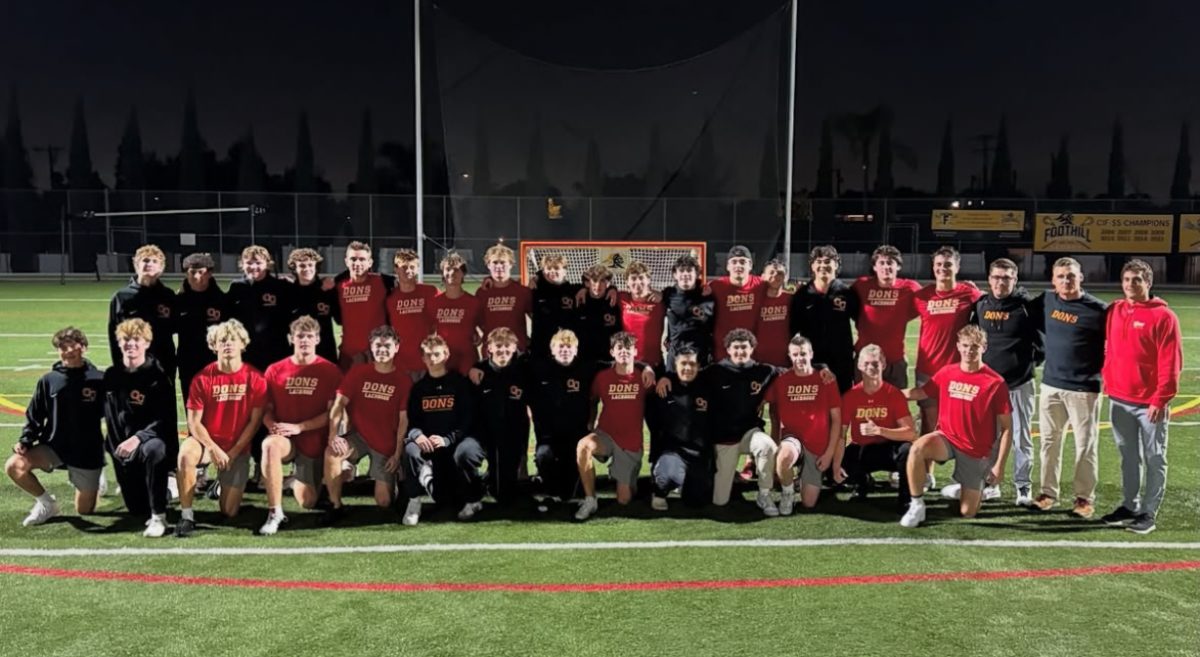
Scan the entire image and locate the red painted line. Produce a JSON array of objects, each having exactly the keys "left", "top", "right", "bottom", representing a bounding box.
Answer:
[{"left": 0, "top": 560, "right": 1197, "bottom": 594}]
